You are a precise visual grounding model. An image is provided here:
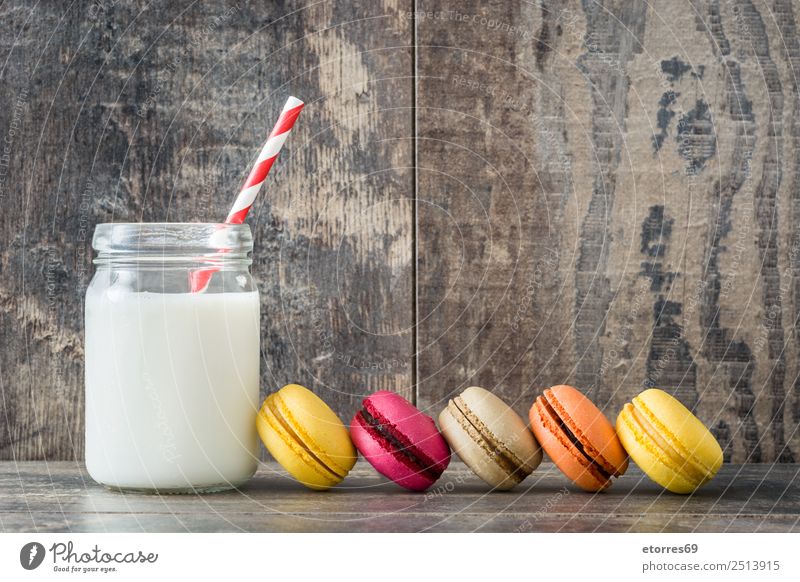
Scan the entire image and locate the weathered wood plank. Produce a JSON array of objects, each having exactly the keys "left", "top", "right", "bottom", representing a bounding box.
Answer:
[
  {"left": 0, "top": 1, "right": 414, "bottom": 461},
  {"left": 415, "top": 0, "right": 800, "bottom": 464},
  {"left": 414, "top": 0, "right": 561, "bottom": 419},
  {"left": 0, "top": 462, "right": 797, "bottom": 532}
]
